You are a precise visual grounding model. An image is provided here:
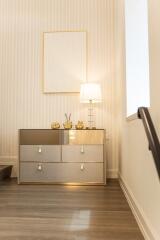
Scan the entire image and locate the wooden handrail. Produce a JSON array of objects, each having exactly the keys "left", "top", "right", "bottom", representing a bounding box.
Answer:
[{"left": 138, "top": 107, "right": 160, "bottom": 179}]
